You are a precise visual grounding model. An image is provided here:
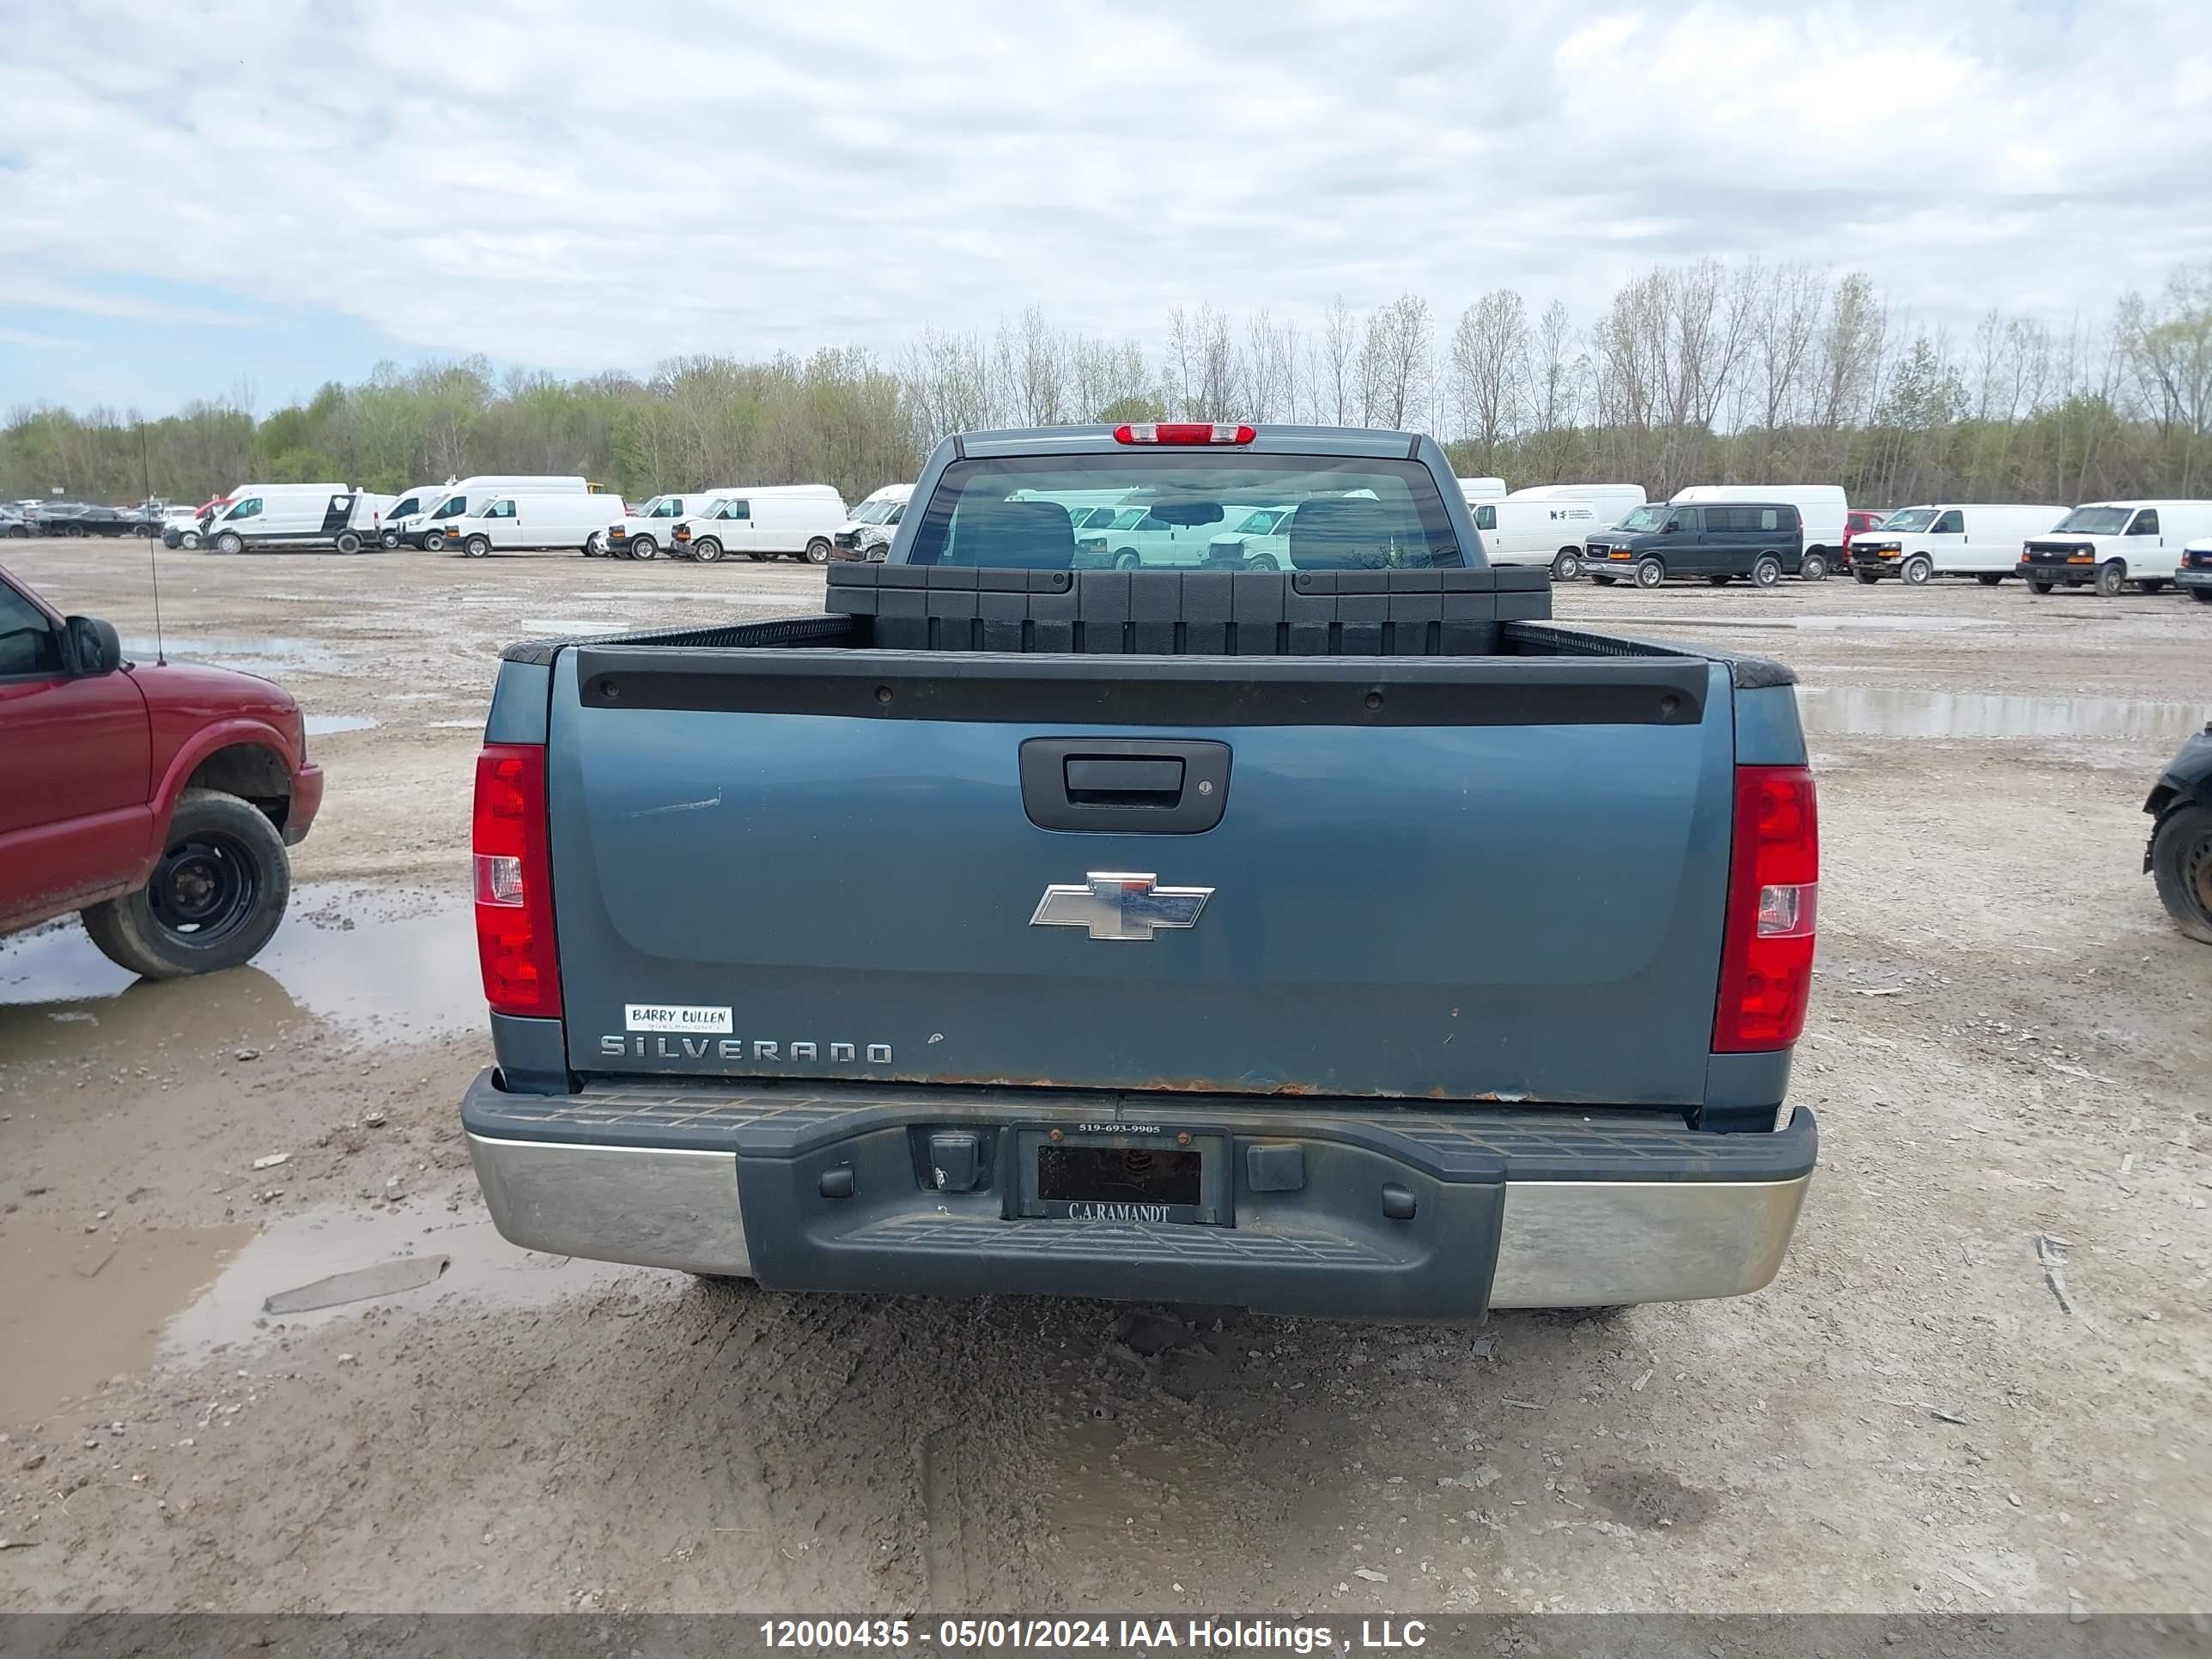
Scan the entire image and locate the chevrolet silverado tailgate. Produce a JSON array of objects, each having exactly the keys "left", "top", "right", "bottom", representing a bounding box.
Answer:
[{"left": 544, "top": 646, "right": 1736, "bottom": 1106}]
